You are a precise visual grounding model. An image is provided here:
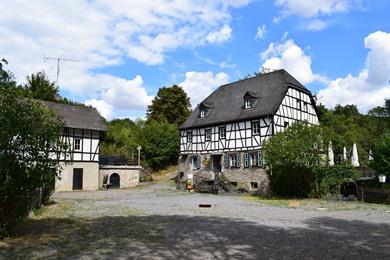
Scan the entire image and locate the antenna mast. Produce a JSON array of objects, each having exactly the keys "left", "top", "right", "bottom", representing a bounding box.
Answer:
[{"left": 43, "top": 55, "right": 80, "bottom": 88}]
